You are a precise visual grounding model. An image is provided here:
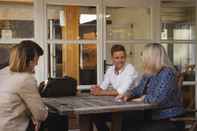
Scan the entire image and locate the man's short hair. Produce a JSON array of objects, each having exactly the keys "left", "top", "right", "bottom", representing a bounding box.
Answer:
[{"left": 111, "top": 44, "right": 126, "bottom": 56}]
